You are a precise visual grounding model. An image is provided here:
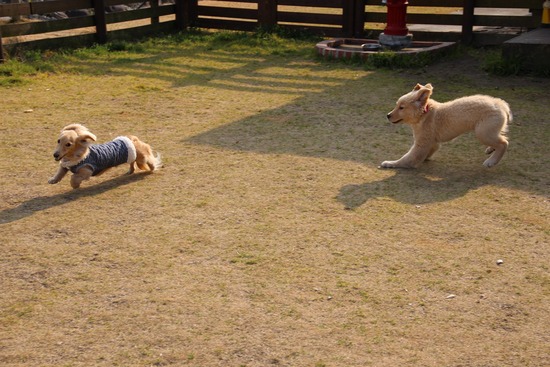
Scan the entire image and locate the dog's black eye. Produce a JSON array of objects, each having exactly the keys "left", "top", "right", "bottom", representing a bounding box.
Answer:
[
  {"left": 399, "top": 106, "right": 404, "bottom": 110},
  {"left": 65, "top": 142, "right": 72, "bottom": 147}
]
